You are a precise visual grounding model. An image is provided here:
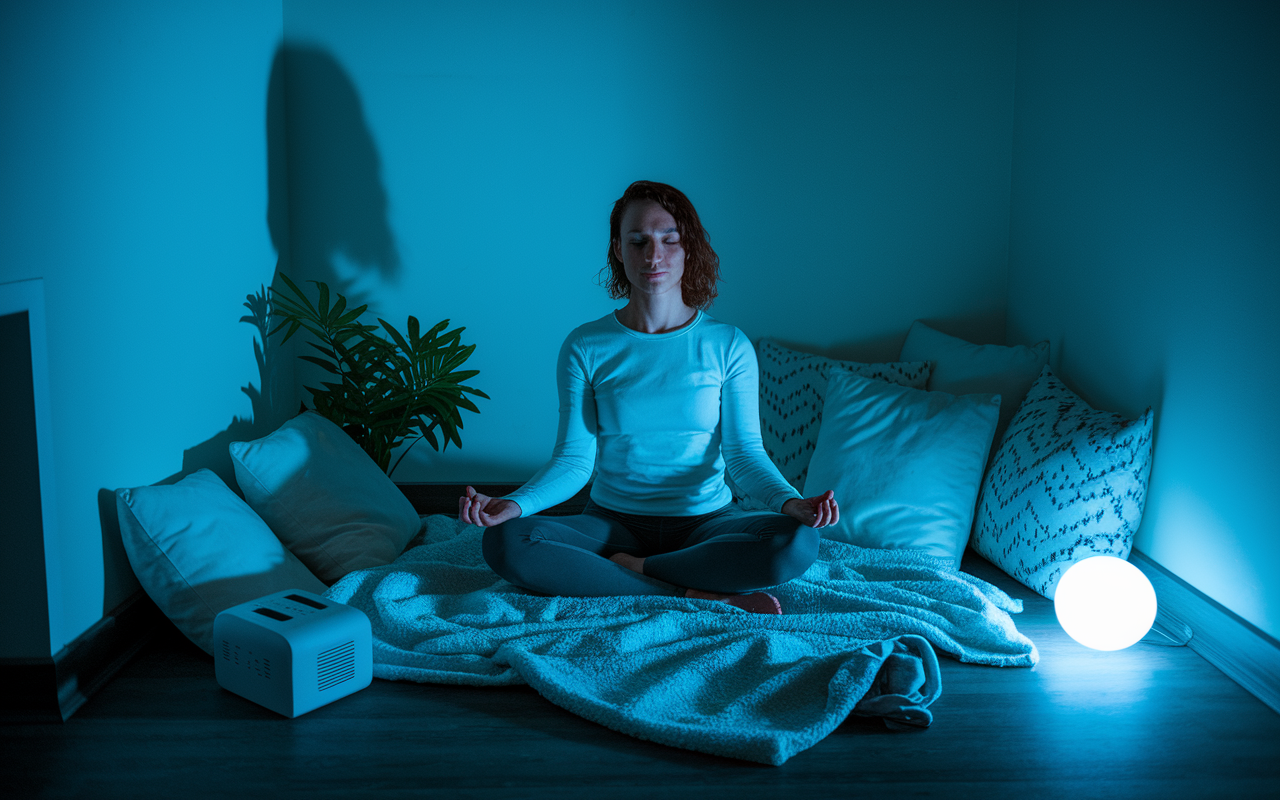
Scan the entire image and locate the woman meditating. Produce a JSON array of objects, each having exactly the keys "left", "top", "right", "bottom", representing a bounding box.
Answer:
[{"left": 461, "top": 180, "right": 838, "bottom": 614}]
